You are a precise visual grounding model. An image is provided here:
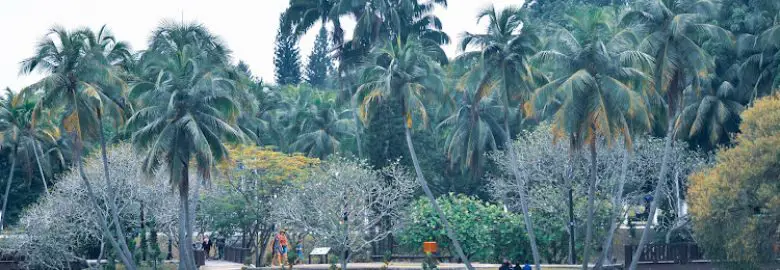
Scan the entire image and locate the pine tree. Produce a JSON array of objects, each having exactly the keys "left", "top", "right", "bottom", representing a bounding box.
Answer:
[
  {"left": 305, "top": 26, "right": 332, "bottom": 88},
  {"left": 274, "top": 13, "right": 302, "bottom": 85}
]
